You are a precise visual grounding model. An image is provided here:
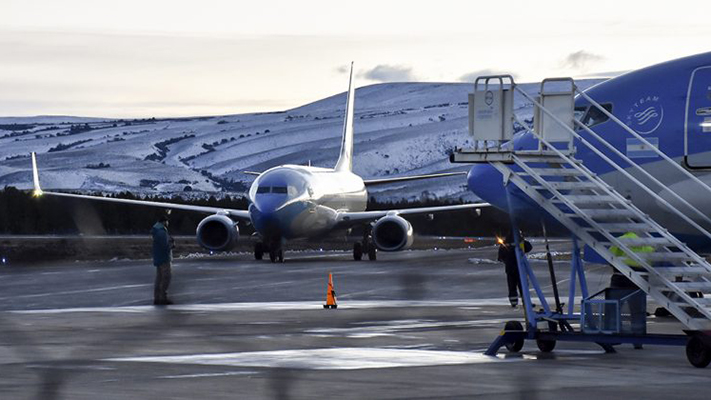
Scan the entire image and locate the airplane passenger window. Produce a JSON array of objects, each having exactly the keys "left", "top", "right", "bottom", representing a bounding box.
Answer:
[
  {"left": 257, "top": 186, "right": 270, "bottom": 194},
  {"left": 581, "top": 103, "right": 613, "bottom": 128},
  {"left": 272, "top": 186, "right": 288, "bottom": 194}
]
